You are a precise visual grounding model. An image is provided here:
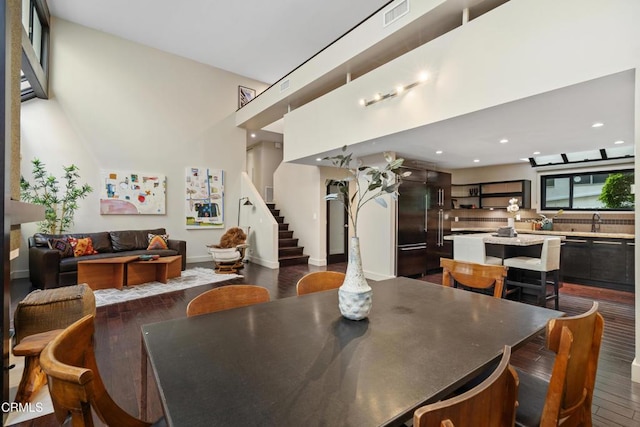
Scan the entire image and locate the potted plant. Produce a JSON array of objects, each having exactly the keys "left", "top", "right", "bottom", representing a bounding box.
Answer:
[
  {"left": 20, "top": 158, "right": 93, "bottom": 234},
  {"left": 324, "top": 146, "right": 409, "bottom": 320}
]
